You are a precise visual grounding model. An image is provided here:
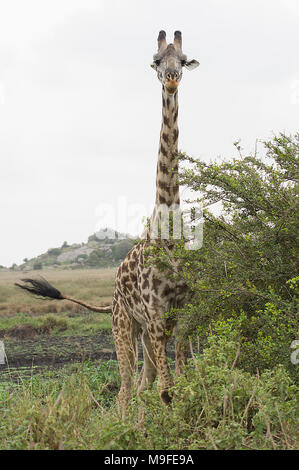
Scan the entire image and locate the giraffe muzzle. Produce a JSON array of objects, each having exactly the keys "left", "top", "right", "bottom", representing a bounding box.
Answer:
[{"left": 165, "top": 78, "right": 179, "bottom": 94}]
